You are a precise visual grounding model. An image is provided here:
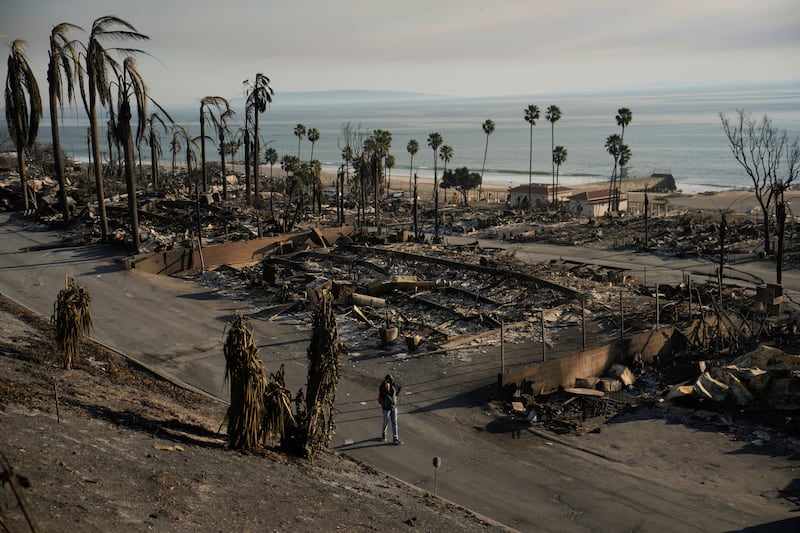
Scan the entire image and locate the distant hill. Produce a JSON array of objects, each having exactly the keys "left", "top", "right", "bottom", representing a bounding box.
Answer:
[{"left": 213, "top": 89, "right": 443, "bottom": 109}]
